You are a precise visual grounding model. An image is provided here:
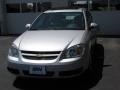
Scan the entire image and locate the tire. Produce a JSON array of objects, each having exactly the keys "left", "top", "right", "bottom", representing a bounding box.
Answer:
[
  {"left": 87, "top": 43, "right": 104, "bottom": 75},
  {"left": 92, "top": 43, "right": 104, "bottom": 73},
  {"left": 94, "top": 43, "right": 104, "bottom": 61}
]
